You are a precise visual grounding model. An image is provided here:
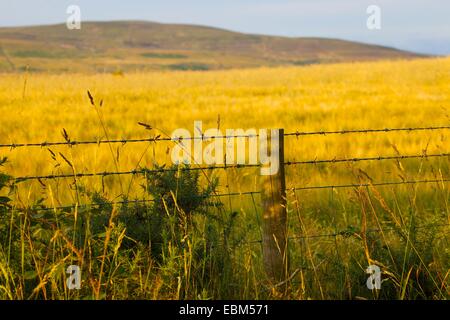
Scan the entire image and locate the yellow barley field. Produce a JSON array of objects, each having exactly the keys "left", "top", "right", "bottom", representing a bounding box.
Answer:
[
  {"left": 0, "top": 57, "right": 449, "bottom": 204},
  {"left": 0, "top": 57, "right": 449, "bottom": 300}
]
